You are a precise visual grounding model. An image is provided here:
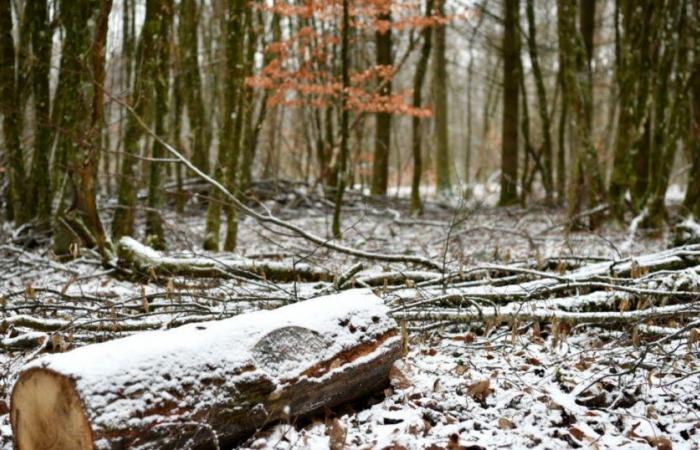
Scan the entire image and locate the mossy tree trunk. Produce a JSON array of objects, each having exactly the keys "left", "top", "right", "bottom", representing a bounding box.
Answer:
[
  {"left": 112, "top": 0, "right": 161, "bottom": 240},
  {"left": 0, "top": 0, "right": 29, "bottom": 225},
  {"left": 26, "top": 0, "right": 52, "bottom": 225},
  {"left": 145, "top": 0, "right": 173, "bottom": 250},
  {"left": 180, "top": 0, "right": 211, "bottom": 174},
  {"left": 53, "top": 0, "right": 113, "bottom": 261},
  {"left": 525, "top": 0, "right": 554, "bottom": 204},
  {"left": 685, "top": 0, "right": 700, "bottom": 218},
  {"left": 557, "top": 0, "right": 605, "bottom": 229},
  {"left": 203, "top": 0, "right": 245, "bottom": 251}
]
